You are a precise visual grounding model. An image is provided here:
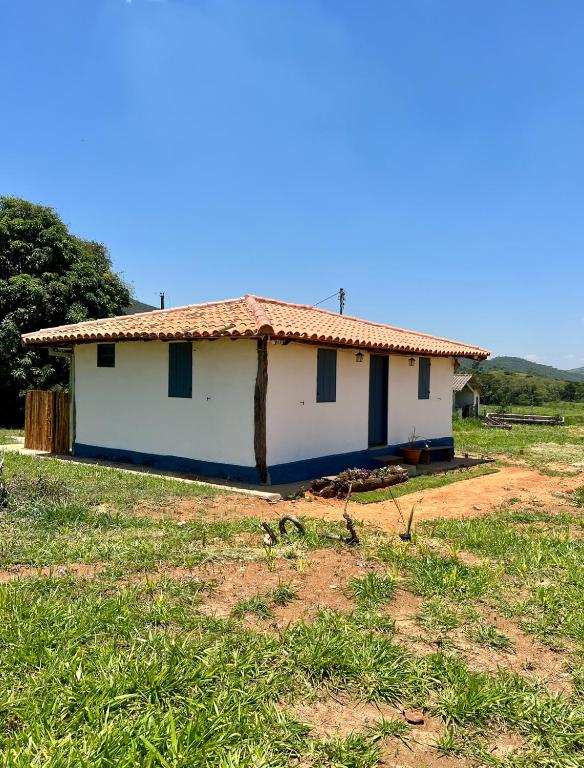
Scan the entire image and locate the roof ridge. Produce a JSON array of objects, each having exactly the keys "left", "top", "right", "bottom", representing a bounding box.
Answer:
[
  {"left": 243, "top": 295, "right": 274, "bottom": 334},
  {"left": 249, "top": 295, "right": 486, "bottom": 352}
]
